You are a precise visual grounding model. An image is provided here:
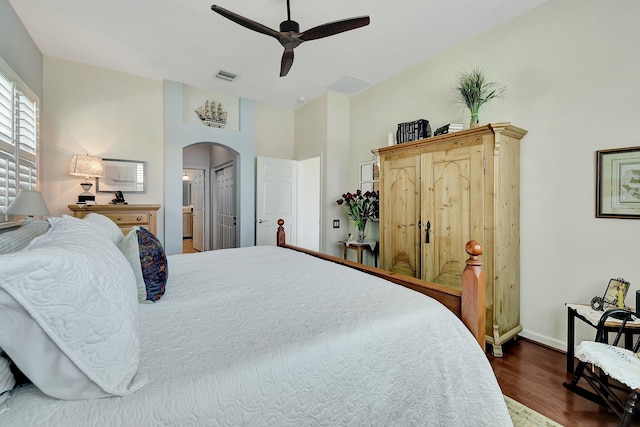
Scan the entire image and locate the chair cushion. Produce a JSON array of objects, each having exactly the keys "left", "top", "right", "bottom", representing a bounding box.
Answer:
[{"left": 576, "top": 341, "right": 640, "bottom": 389}]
